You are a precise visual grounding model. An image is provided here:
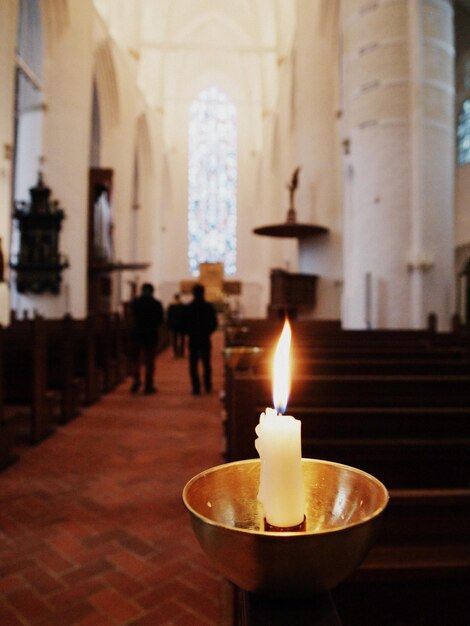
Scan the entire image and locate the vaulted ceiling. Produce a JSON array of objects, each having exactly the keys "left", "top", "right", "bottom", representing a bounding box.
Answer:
[{"left": 93, "top": 0, "right": 296, "bottom": 111}]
